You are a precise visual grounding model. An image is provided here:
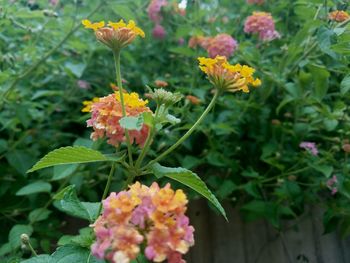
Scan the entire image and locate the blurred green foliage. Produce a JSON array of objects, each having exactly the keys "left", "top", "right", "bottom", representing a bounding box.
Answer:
[{"left": 1, "top": 0, "right": 350, "bottom": 261}]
